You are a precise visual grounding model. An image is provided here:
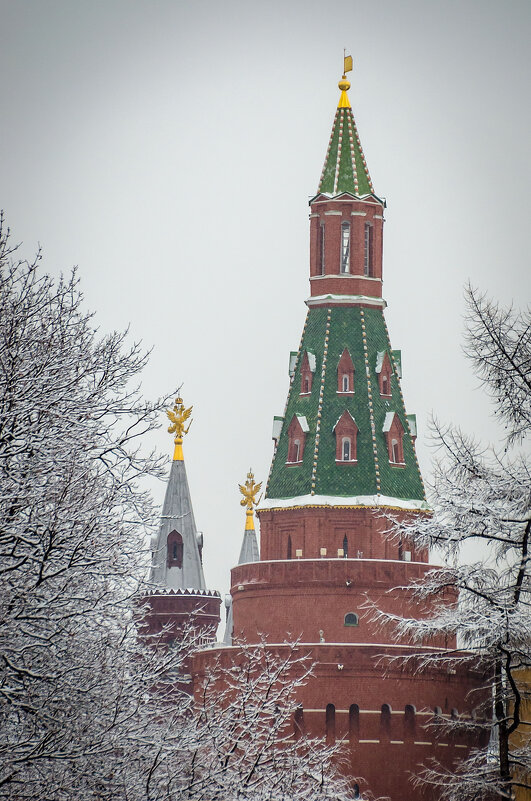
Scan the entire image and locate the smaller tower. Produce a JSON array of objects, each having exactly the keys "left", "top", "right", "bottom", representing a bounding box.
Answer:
[
  {"left": 144, "top": 396, "right": 220, "bottom": 691},
  {"left": 223, "top": 470, "right": 261, "bottom": 645}
]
